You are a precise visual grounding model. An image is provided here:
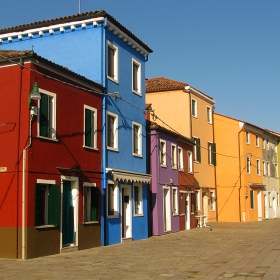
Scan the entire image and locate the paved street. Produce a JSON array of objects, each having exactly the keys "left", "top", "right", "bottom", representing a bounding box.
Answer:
[{"left": 1, "top": 219, "right": 280, "bottom": 279}]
